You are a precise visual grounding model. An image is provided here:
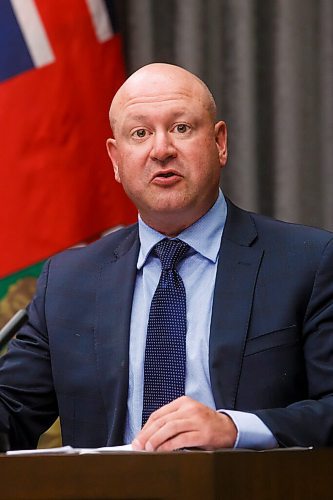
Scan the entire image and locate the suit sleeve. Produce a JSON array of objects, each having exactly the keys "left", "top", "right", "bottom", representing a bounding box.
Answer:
[
  {"left": 0, "top": 260, "right": 58, "bottom": 449},
  {"left": 254, "top": 237, "right": 333, "bottom": 447}
]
